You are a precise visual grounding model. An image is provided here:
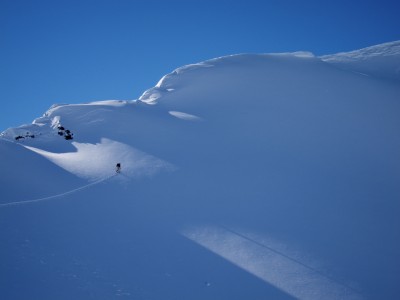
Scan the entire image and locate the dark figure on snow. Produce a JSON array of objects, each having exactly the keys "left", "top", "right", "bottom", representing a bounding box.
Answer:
[{"left": 116, "top": 163, "right": 121, "bottom": 173}]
